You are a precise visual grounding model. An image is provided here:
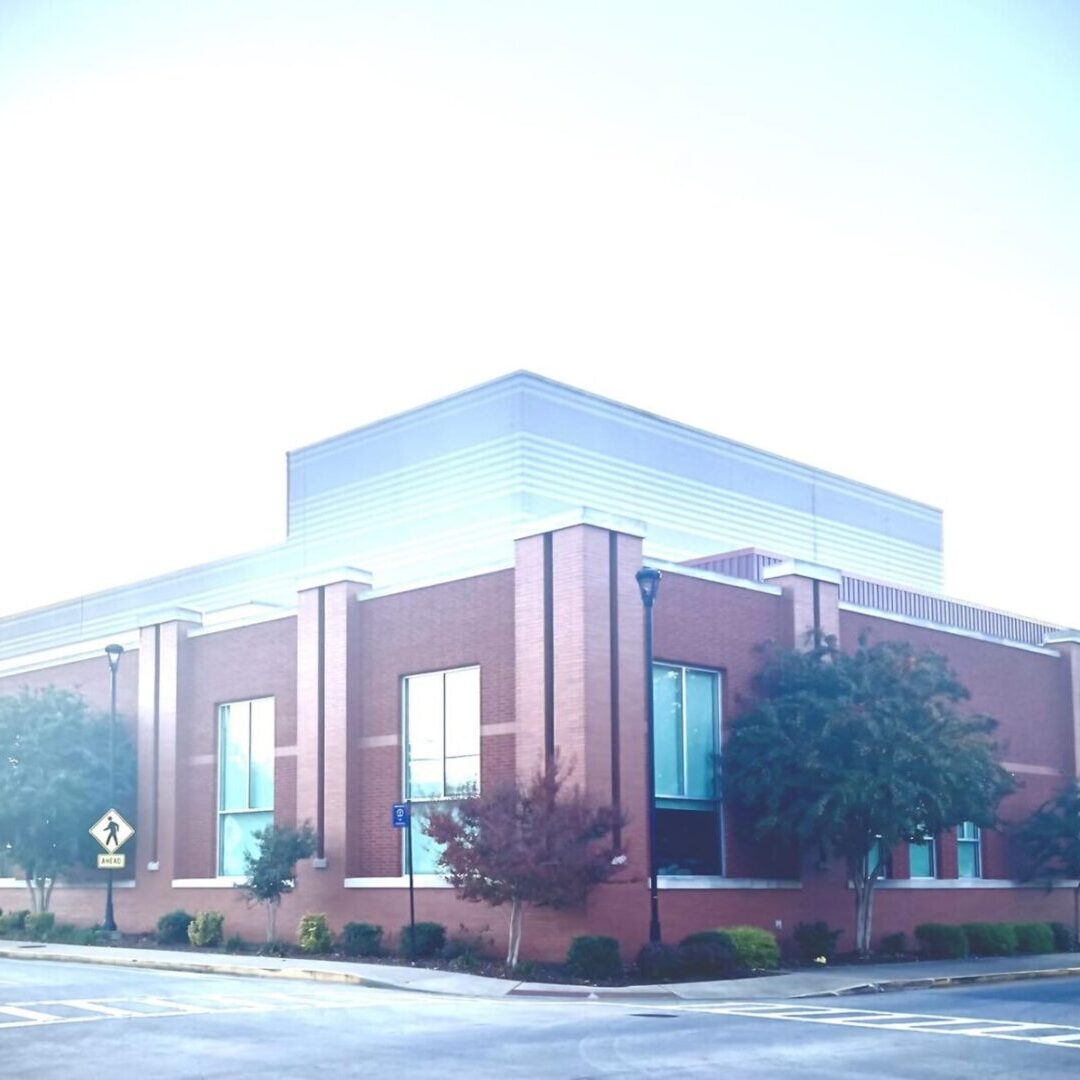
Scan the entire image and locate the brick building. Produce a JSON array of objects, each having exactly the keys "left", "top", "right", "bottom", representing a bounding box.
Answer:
[{"left": 2, "top": 373, "right": 1078, "bottom": 958}]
